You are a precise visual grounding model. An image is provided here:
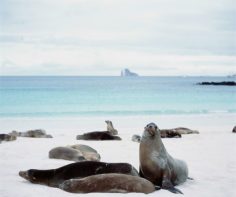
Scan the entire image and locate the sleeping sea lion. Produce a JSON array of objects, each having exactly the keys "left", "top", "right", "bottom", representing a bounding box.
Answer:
[
  {"left": 60, "top": 173, "right": 155, "bottom": 194},
  {"left": 139, "top": 123, "right": 188, "bottom": 194},
  {"left": 49, "top": 147, "right": 86, "bottom": 162},
  {"left": 10, "top": 129, "right": 53, "bottom": 138},
  {"left": 19, "top": 161, "right": 139, "bottom": 188},
  {"left": 76, "top": 132, "right": 121, "bottom": 140}
]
